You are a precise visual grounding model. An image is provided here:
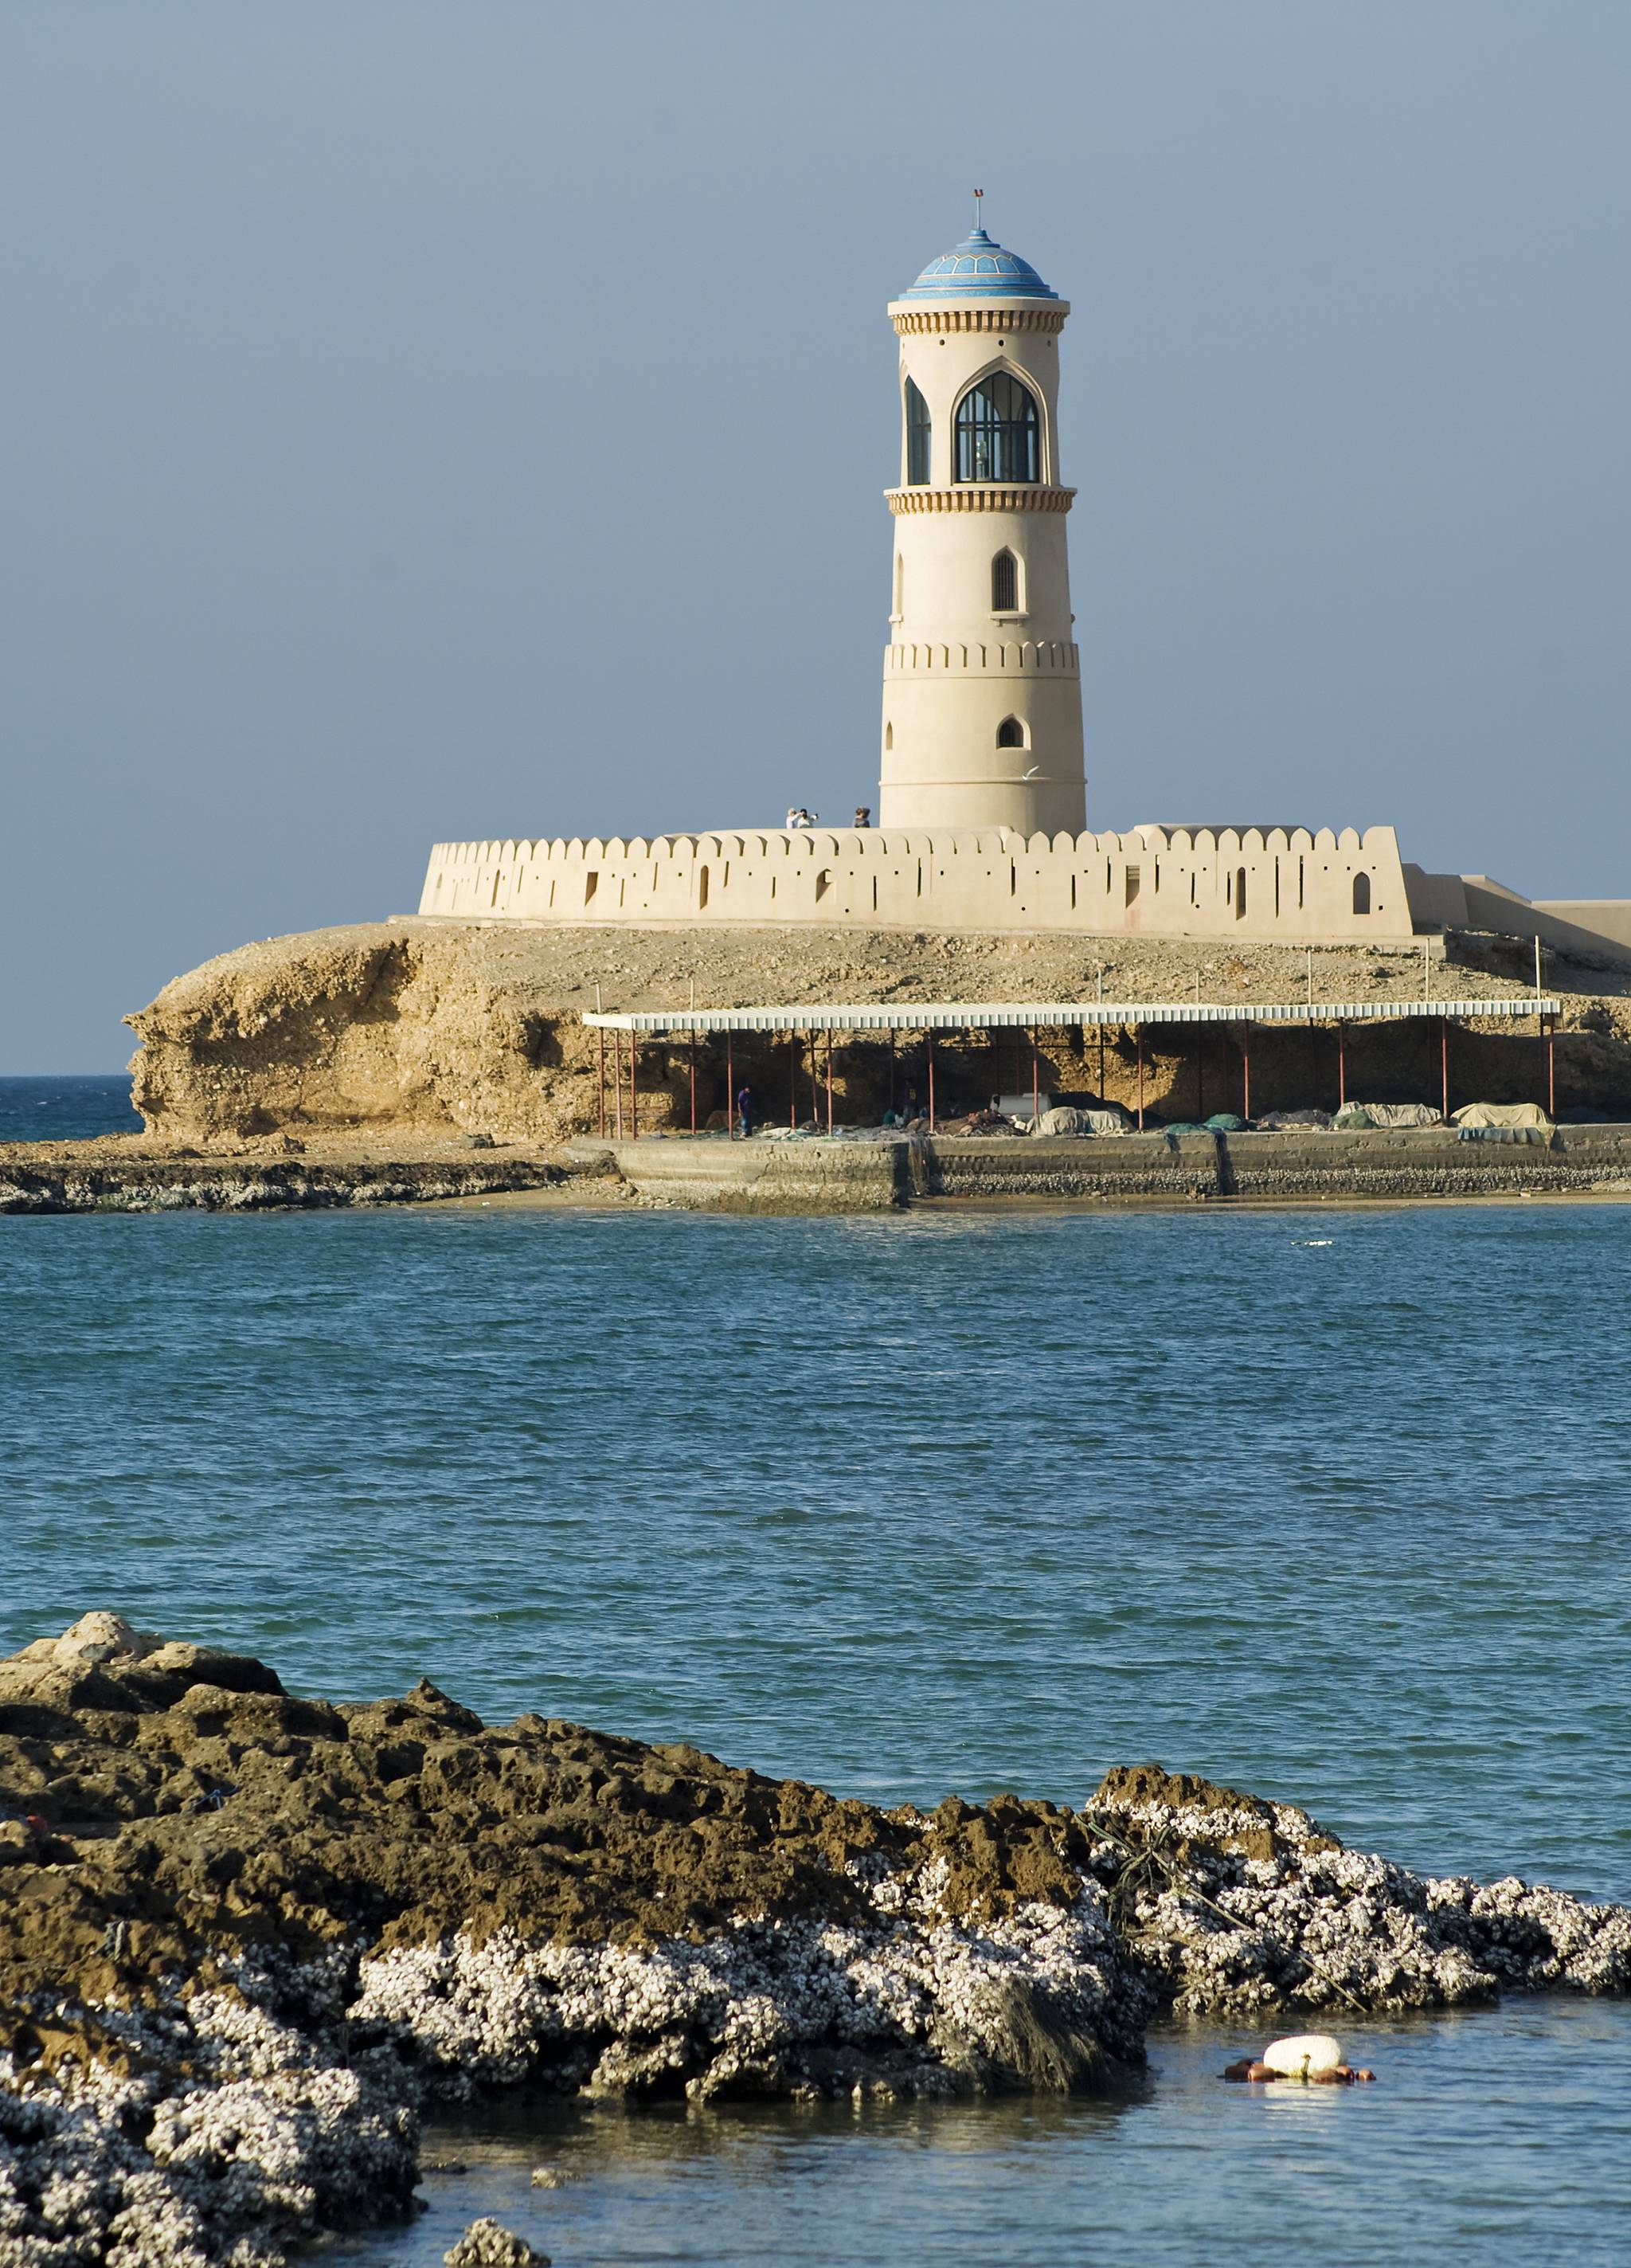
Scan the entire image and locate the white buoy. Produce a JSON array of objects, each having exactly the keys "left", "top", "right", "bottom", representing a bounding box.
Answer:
[{"left": 1262, "top": 2033, "right": 1344, "bottom": 2078}]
